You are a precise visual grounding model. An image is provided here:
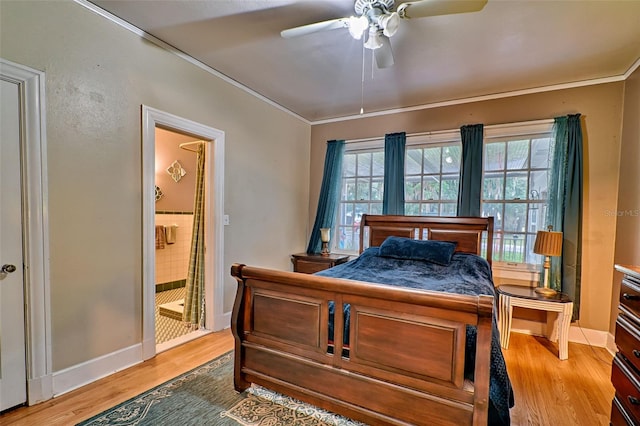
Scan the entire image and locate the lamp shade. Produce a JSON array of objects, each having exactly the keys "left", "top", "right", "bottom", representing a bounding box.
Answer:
[
  {"left": 320, "top": 228, "right": 331, "bottom": 243},
  {"left": 533, "top": 229, "right": 563, "bottom": 257}
]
